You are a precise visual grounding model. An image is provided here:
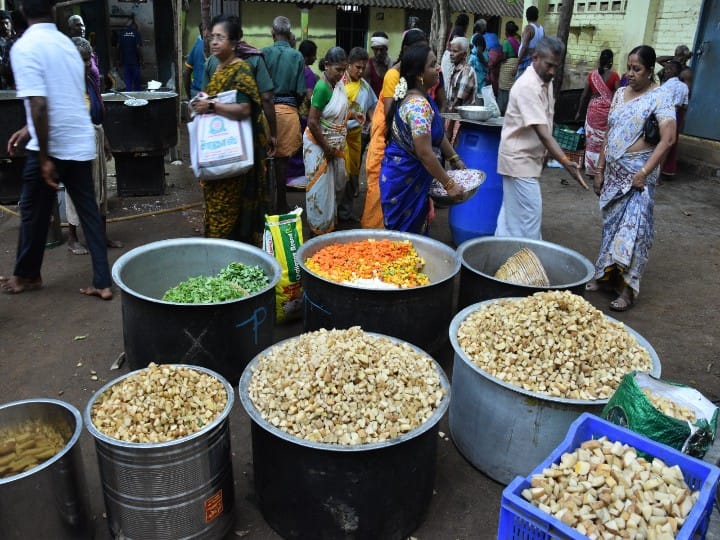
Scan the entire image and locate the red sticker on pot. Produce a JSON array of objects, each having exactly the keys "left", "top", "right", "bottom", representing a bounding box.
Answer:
[{"left": 204, "top": 489, "right": 223, "bottom": 523}]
